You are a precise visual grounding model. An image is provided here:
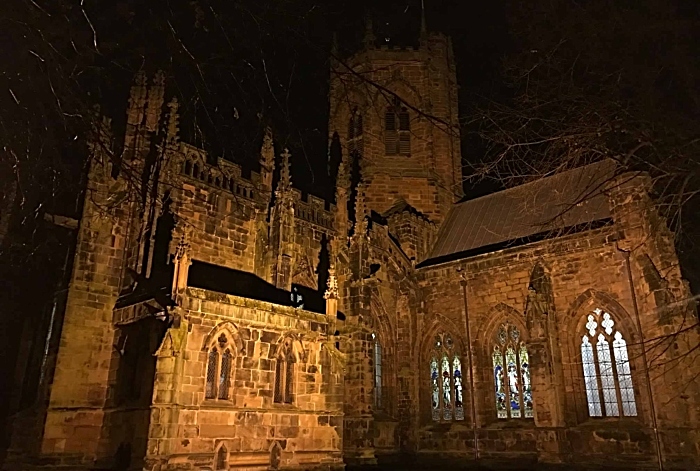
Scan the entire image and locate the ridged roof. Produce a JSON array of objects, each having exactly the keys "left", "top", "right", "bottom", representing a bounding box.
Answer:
[{"left": 421, "top": 160, "right": 617, "bottom": 266}]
